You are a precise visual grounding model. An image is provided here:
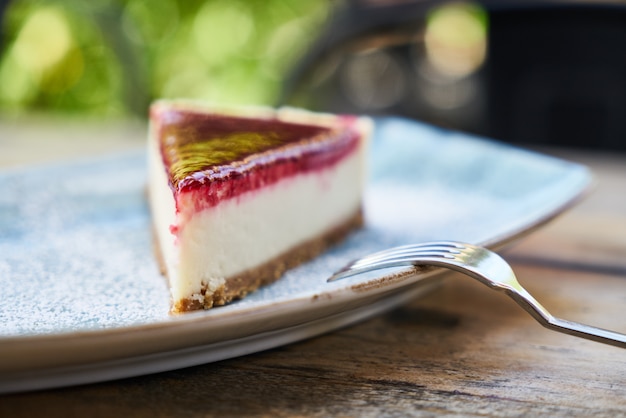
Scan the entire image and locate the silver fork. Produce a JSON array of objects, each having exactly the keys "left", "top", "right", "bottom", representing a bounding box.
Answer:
[{"left": 328, "top": 241, "right": 626, "bottom": 349}]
